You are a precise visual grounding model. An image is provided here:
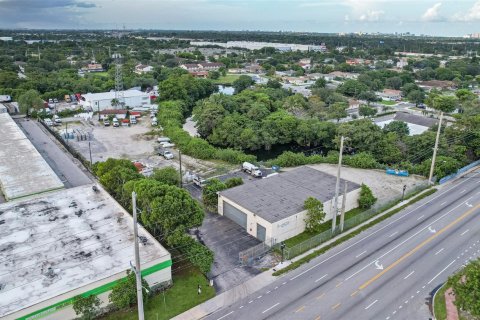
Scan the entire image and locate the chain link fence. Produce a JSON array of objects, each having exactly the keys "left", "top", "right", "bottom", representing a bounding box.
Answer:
[
  {"left": 283, "top": 182, "right": 429, "bottom": 260},
  {"left": 239, "top": 237, "right": 275, "bottom": 266}
]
